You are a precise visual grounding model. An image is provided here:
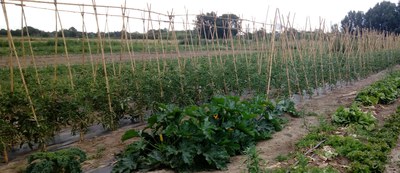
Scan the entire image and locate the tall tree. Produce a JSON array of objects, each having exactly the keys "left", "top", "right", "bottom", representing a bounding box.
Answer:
[
  {"left": 341, "top": 11, "right": 365, "bottom": 33},
  {"left": 365, "top": 1, "right": 399, "bottom": 33},
  {"left": 195, "top": 12, "right": 241, "bottom": 39}
]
